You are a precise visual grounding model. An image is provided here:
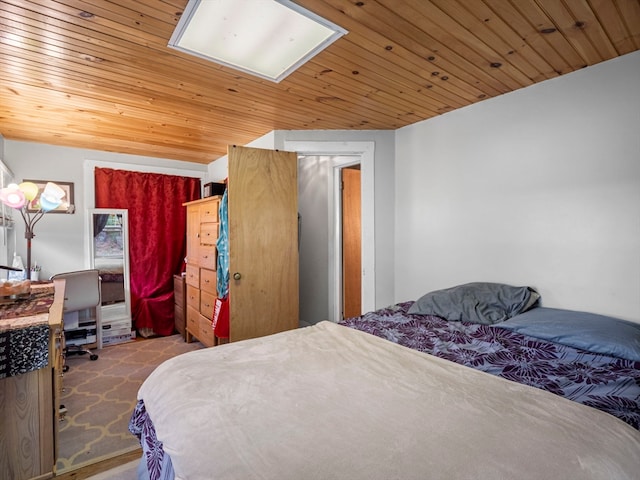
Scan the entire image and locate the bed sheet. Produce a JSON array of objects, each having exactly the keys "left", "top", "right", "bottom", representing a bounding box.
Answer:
[{"left": 340, "top": 301, "right": 640, "bottom": 429}]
